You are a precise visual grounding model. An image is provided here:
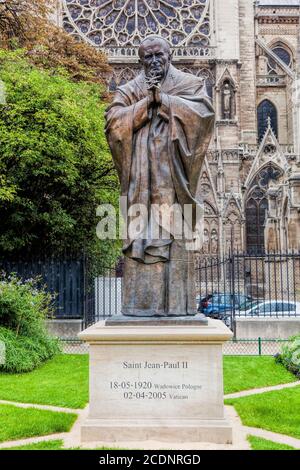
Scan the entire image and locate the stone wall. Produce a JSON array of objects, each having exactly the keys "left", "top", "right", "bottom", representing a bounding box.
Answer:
[
  {"left": 236, "top": 318, "right": 300, "bottom": 340},
  {"left": 238, "top": 0, "right": 257, "bottom": 144},
  {"left": 256, "top": 87, "right": 289, "bottom": 144}
]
